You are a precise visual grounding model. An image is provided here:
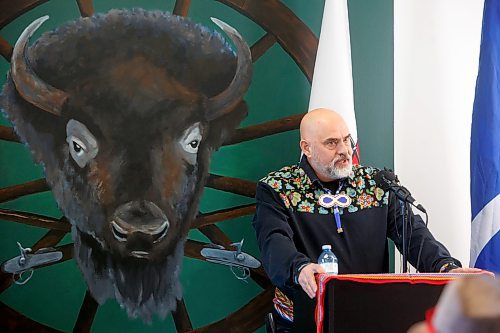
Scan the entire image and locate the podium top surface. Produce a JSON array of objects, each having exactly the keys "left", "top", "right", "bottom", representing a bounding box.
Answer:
[{"left": 317, "top": 273, "right": 464, "bottom": 286}]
